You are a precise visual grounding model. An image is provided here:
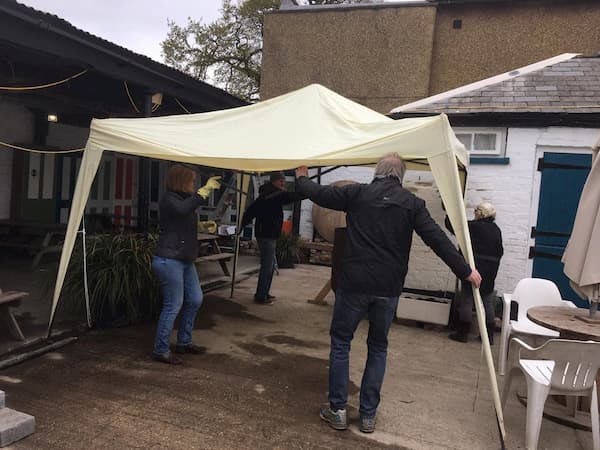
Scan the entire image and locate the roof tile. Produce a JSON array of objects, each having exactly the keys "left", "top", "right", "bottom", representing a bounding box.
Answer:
[{"left": 405, "top": 56, "right": 600, "bottom": 114}]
